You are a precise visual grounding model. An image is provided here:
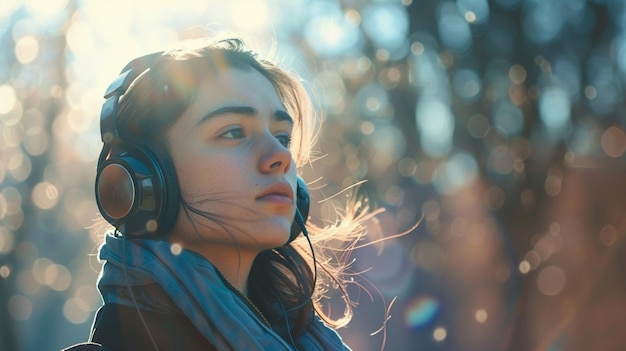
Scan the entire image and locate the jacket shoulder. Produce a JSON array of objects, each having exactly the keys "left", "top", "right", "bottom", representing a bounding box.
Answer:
[{"left": 90, "top": 303, "right": 217, "bottom": 351}]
